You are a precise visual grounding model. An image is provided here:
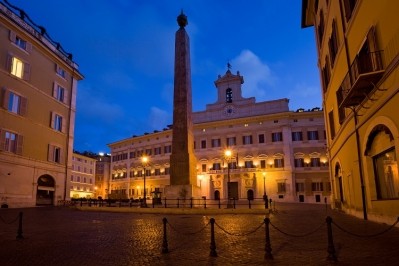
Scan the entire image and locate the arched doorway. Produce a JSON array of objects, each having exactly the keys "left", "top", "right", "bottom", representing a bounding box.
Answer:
[
  {"left": 36, "top": 175, "right": 55, "bottom": 205},
  {"left": 214, "top": 190, "right": 220, "bottom": 200},
  {"left": 247, "top": 189, "right": 254, "bottom": 200}
]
